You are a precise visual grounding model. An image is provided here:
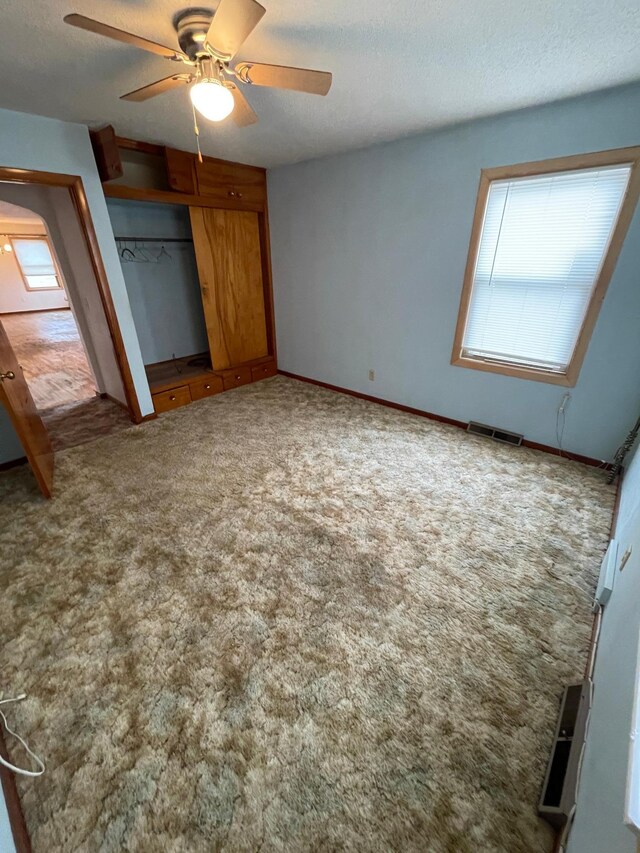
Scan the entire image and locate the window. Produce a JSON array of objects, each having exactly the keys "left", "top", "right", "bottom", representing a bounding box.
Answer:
[
  {"left": 11, "top": 237, "right": 63, "bottom": 291},
  {"left": 452, "top": 148, "right": 640, "bottom": 386}
]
